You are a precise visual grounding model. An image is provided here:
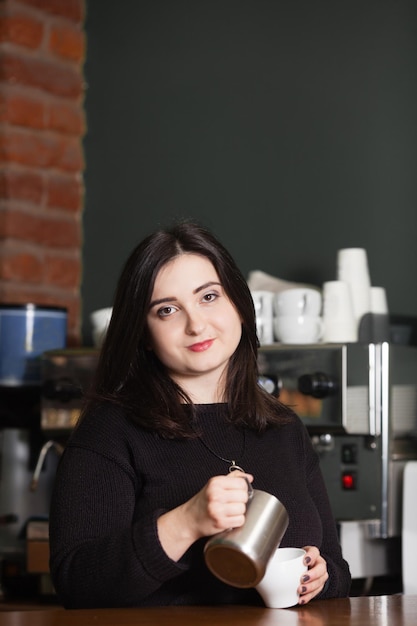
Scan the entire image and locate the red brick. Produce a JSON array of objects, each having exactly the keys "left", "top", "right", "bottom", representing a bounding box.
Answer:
[
  {"left": 19, "top": 0, "right": 85, "bottom": 24},
  {"left": 0, "top": 89, "right": 45, "bottom": 128},
  {"left": 0, "top": 129, "right": 84, "bottom": 172},
  {"left": 58, "top": 136, "right": 84, "bottom": 172},
  {"left": 0, "top": 208, "right": 39, "bottom": 240},
  {"left": 49, "top": 24, "right": 85, "bottom": 63},
  {"left": 0, "top": 12, "right": 44, "bottom": 49},
  {"left": 48, "top": 99, "right": 85, "bottom": 135},
  {"left": 0, "top": 51, "right": 84, "bottom": 99},
  {"left": 0, "top": 209, "right": 81, "bottom": 249},
  {"left": 0, "top": 210, "right": 10, "bottom": 238},
  {"left": 0, "top": 248, "right": 43, "bottom": 283},
  {"left": 39, "top": 215, "right": 81, "bottom": 248},
  {"left": 0, "top": 169, "right": 44, "bottom": 203},
  {"left": 44, "top": 253, "right": 81, "bottom": 289},
  {"left": 47, "top": 172, "right": 83, "bottom": 212}
]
